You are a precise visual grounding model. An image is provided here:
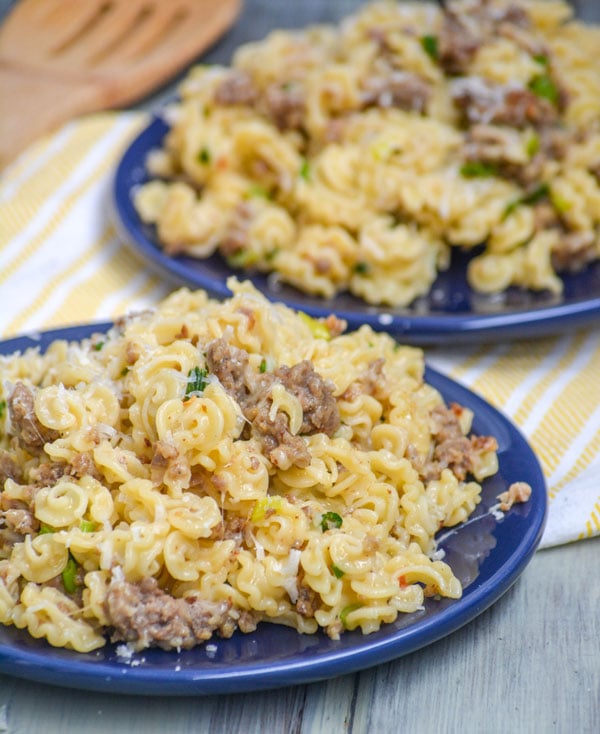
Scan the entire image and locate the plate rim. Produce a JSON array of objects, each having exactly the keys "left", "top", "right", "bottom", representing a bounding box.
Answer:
[
  {"left": 111, "top": 115, "right": 600, "bottom": 345},
  {"left": 0, "top": 322, "right": 547, "bottom": 695}
]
